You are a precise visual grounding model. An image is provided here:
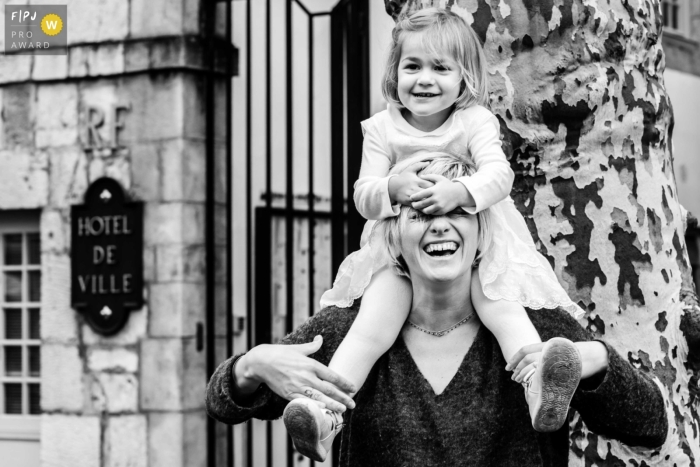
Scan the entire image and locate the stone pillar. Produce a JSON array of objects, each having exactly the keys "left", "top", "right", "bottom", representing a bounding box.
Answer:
[{"left": 0, "top": 1, "right": 232, "bottom": 465}]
